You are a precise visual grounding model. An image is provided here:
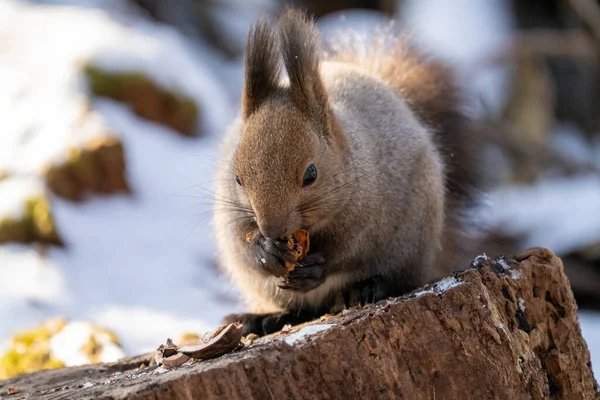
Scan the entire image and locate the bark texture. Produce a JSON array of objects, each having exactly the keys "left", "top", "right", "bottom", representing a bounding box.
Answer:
[{"left": 0, "top": 248, "right": 597, "bottom": 400}]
